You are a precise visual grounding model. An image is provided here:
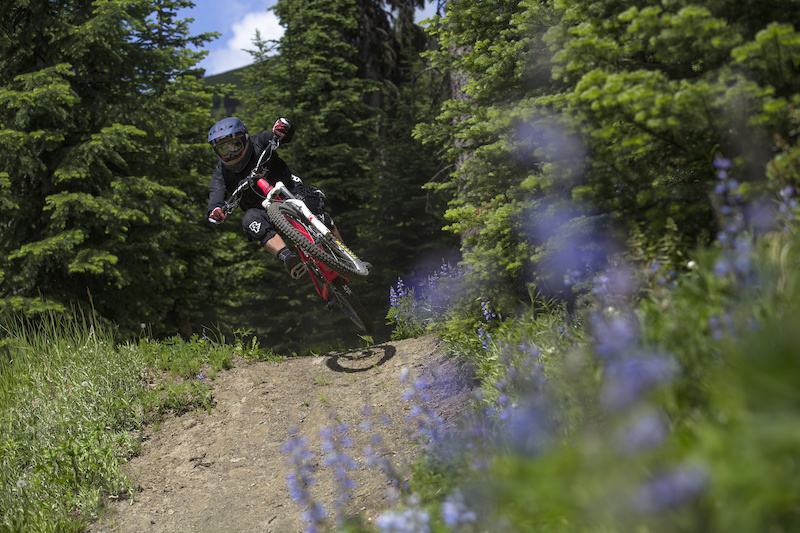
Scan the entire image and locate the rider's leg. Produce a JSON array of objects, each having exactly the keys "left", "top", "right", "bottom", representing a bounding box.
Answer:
[
  {"left": 262, "top": 234, "right": 289, "bottom": 256},
  {"left": 242, "top": 208, "right": 308, "bottom": 281},
  {"left": 266, "top": 238, "right": 309, "bottom": 282}
]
